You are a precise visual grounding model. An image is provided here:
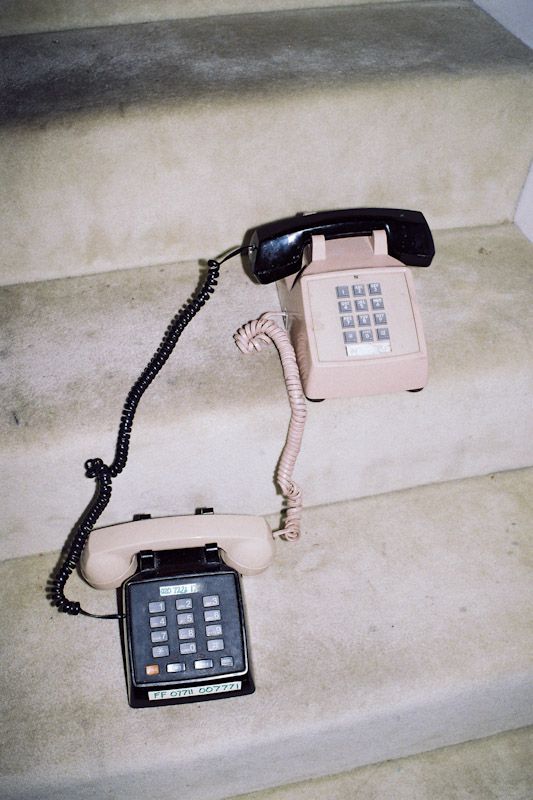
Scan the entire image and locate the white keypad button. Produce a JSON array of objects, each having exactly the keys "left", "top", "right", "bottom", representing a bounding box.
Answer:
[
  {"left": 178, "top": 627, "right": 195, "bottom": 640},
  {"left": 194, "top": 659, "right": 214, "bottom": 670},
  {"left": 207, "top": 639, "right": 225, "bottom": 652},
  {"left": 166, "top": 662, "right": 186, "bottom": 673},
  {"left": 203, "top": 595, "right": 220, "bottom": 608}
]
